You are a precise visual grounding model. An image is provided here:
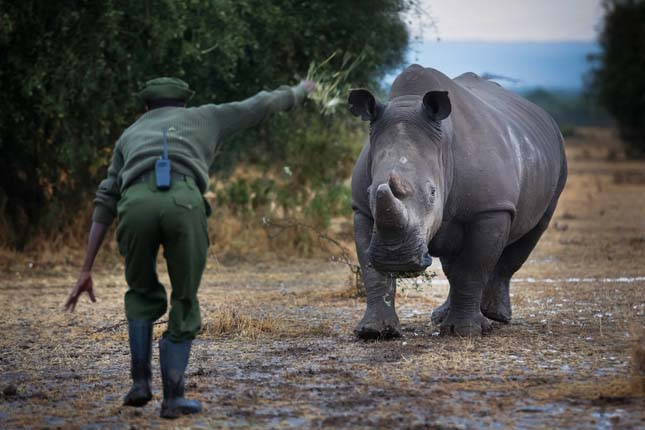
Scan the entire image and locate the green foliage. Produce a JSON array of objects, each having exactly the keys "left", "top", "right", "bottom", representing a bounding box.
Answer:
[
  {"left": 215, "top": 109, "right": 362, "bottom": 228},
  {"left": 0, "top": 0, "right": 411, "bottom": 248},
  {"left": 589, "top": 0, "right": 645, "bottom": 158},
  {"left": 304, "top": 185, "right": 353, "bottom": 228},
  {"left": 306, "top": 50, "right": 365, "bottom": 116}
]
